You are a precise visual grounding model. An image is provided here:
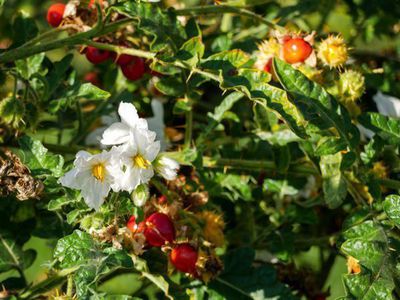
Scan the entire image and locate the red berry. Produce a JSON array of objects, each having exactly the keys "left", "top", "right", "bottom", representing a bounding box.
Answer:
[
  {"left": 126, "top": 216, "right": 137, "bottom": 232},
  {"left": 88, "top": 0, "right": 103, "bottom": 9},
  {"left": 83, "top": 71, "right": 101, "bottom": 86},
  {"left": 170, "top": 244, "right": 198, "bottom": 274},
  {"left": 121, "top": 57, "right": 145, "bottom": 81},
  {"left": 85, "top": 46, "right": 111, "bottom": 64},
  {"left": 116, "top": 54, "right": 135, "bottom": 66},
  {"left": 264, "top": 58, "right": 273, "bottom": 73},
  {"left": 144, "top": 213, "right": 175, "bottom": 247},
  {"left": 158, "top": 195, "right": 167, "bottom": 204},
  {"left": 282, "top": 38, "right": 312, "bottom": 64},
  {"left": 46, "top": 3, "right": 65, "bottom": 27}
]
